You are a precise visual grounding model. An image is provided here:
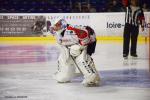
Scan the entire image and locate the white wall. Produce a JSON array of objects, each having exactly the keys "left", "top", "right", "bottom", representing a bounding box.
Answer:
[
  {"left": 46, "top": 12, "right": 150, "bottom": 36},
  {"left": 0, "top": 12, "right": 150, "bottom": 36}
]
